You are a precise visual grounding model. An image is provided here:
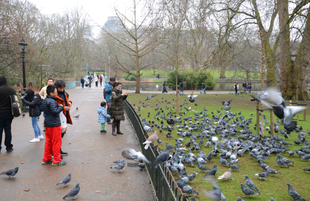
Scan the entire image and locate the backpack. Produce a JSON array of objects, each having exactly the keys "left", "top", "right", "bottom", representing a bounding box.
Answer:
[
  {"left": 39, "top": 98, "right": 44, "bottom": 112},
  {"left": 10, "top": 95, "right": 21, "bottom": 117}
]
